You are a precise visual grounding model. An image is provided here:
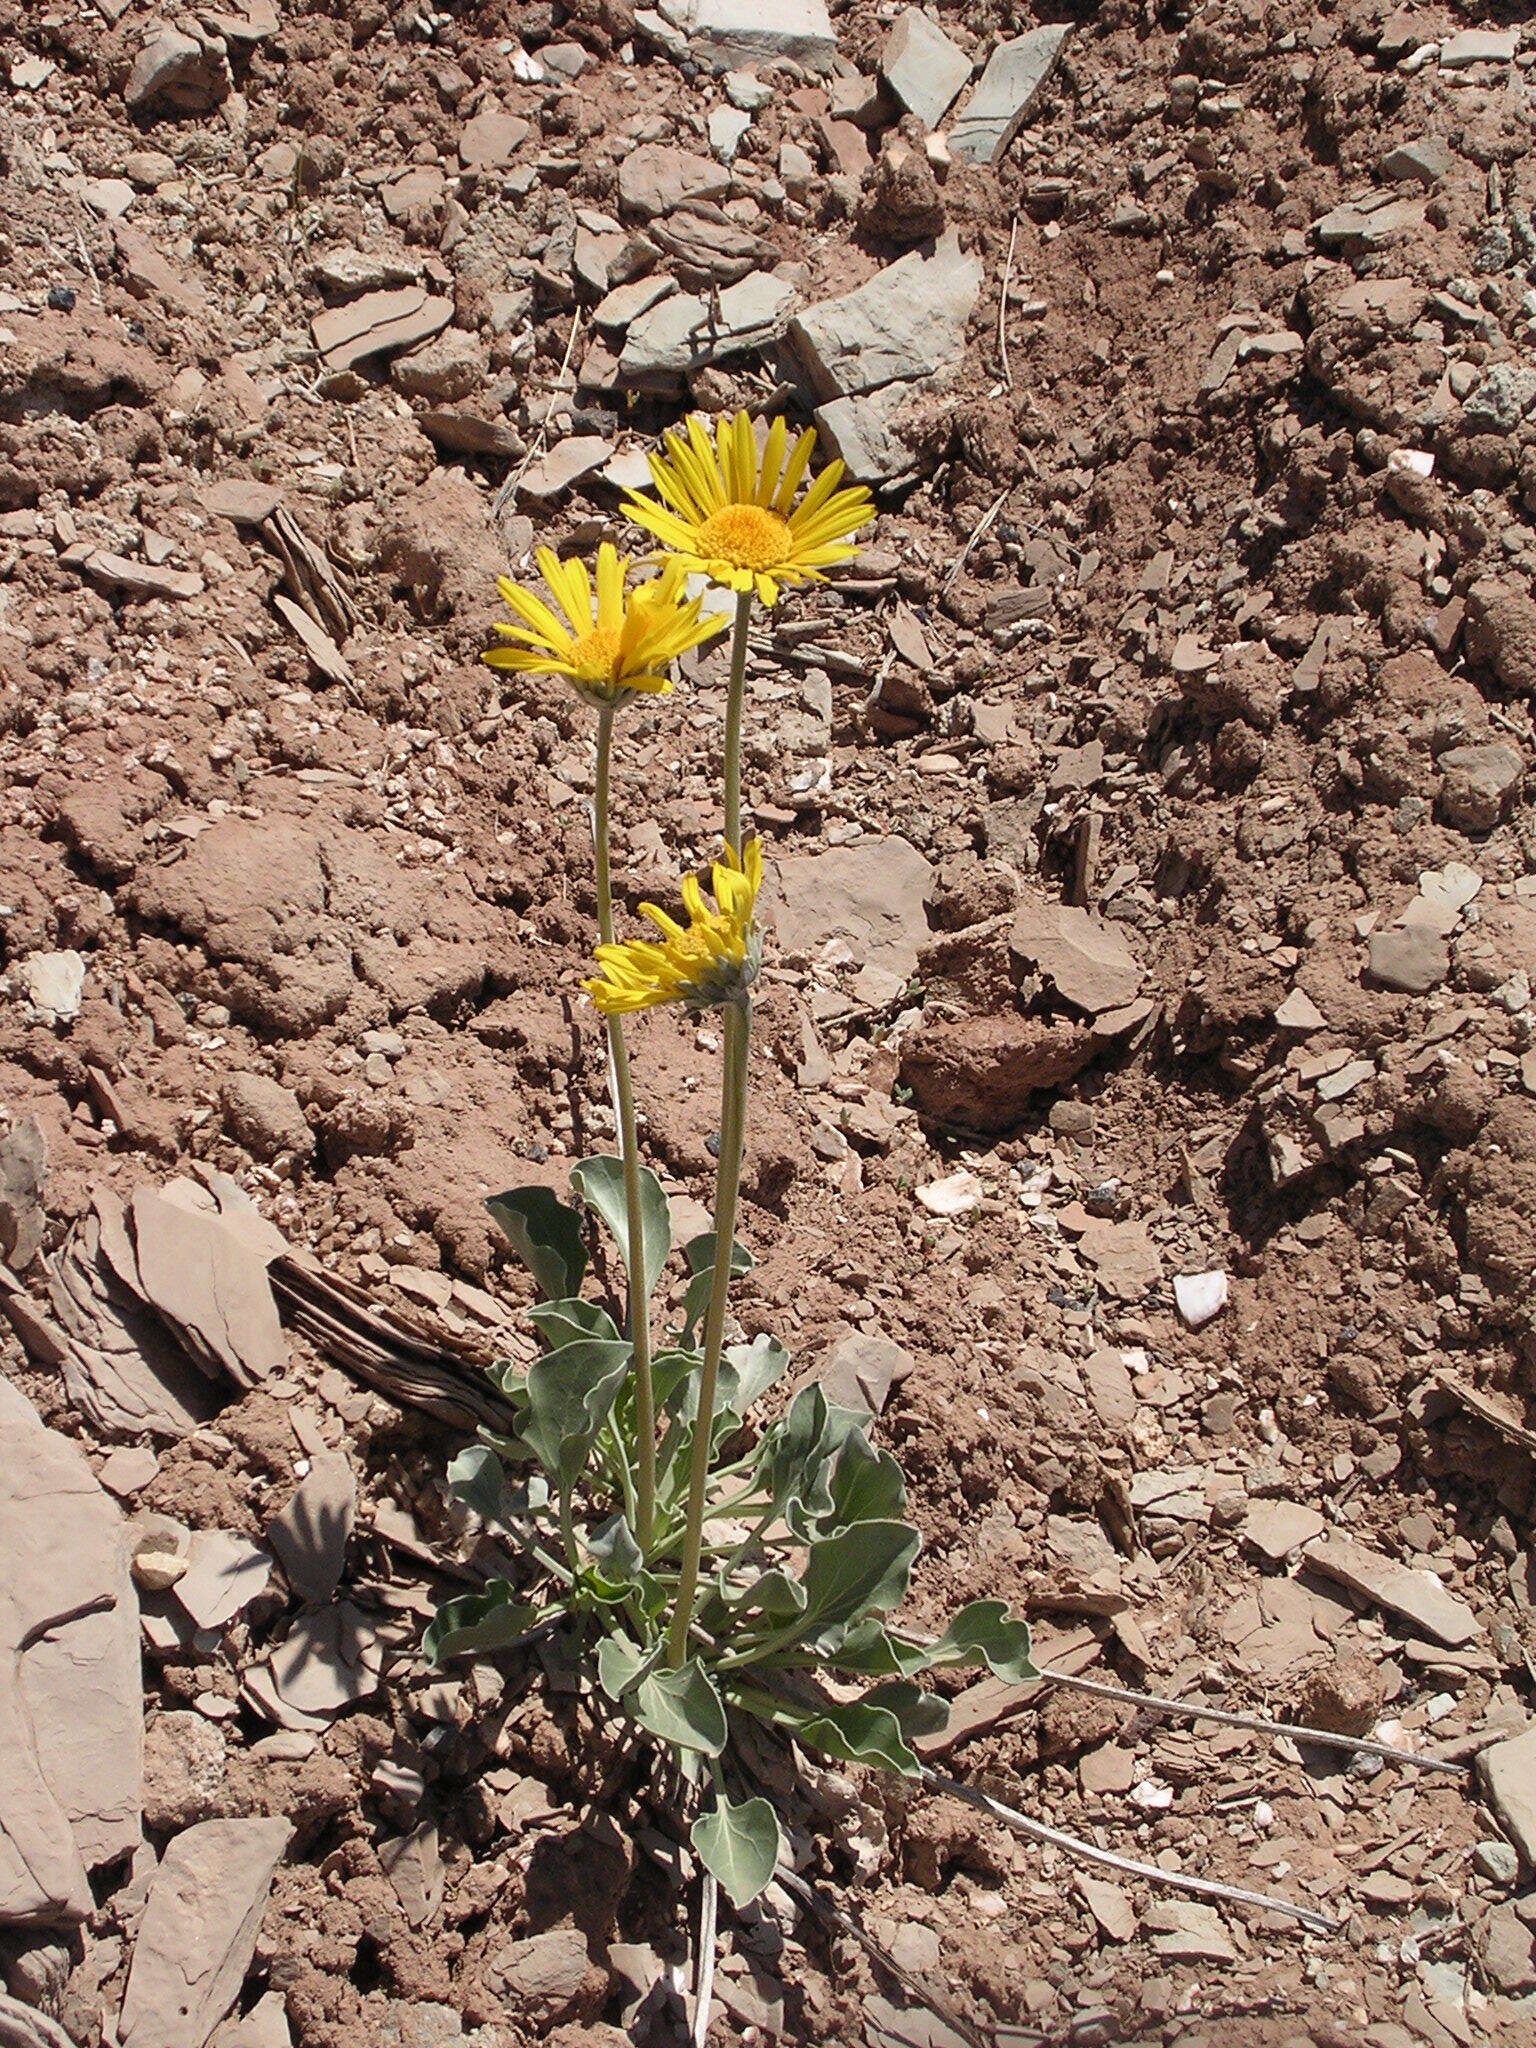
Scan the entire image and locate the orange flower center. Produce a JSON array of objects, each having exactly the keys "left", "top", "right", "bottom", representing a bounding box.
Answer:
[
  {"left": 570, "top": 625, "right": 623, "bottom": 681},
  {"left": 697, "top": 503, "right": 791, "bottom": 571}
]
